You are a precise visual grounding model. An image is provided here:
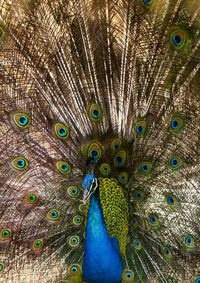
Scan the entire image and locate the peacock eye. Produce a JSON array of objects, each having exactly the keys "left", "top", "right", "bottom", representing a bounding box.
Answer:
[
  {"left": 171, "top": 158, "right": 177, "bottom": 167},
  {"left": 183, "top": 234, "right": 196, "bottom": 250},
  {"left": 162, "top": 246, "right": 173, "bottom": 260},
  {"left": 72, "top": 189, "right": 77, "bottom": 195},
  {"left": 148, "top": 214, "right": 160, "bottom": 229},
  {"left": 33, "top": 239, "right": 43, "bottom": 250},
  {"left": 137, "top": 125, "right": 143, "bottom": 134},
  {"left": 87, "top": 142, "right": 103, "bottom": 161},
  {"left": 68, "top": 236, "right": 80, "bottom": 248},
  {"left": 170, "top": 29, "right": 187, "bottom": 49},
  {"left": 171, "top": 119, "right": 178, "bottom": 129},
  {"left": 47, "top": 209, "right": 60, "bottom": 221},
  {"left": 166, "top": 195, "right": 180, "bottom": 210},
  {"left": 11, "top": 157, "right": 28, "bottom": 171},
  {"left": 73, "top": 215, "right": 84, "bottom": 226},
  {"left": 114, "top": 150, "right": 127, "bottom": 167},
  {"left": 169, "top": 114, "right": 185, "bottom": 133},
  {"left": 140, "top": 0, "right": 156, "bottom": 8},
  {"left": 118, "top": 172, "right": 128, "bottom": 184},
  {"left": 0, "top": 263, "right": 4, "bottom": 273},
  {"left": 88, "top": 103, "right": 103, "bottom": 122},
  {"left": 136, "top": 192, "right": 141, "bottom": 199},
  {"left": 122, "top": 270, "right": 135, "bottom": 281},
  {"left": 173, "top": 34, "right": 182, "bottom": 45},
  {"left": 78, "top": 204, "right": 86, "bottom": 213},
  {"left": 134, "top": 119, "right": 147, "bottom": 137},
  {"left": 111, "top": 138, "right": 122, "bottom": 152},
  {"left": 92, "top": 110, "right": 100, "bottom": 118},
  {"left": 66, "top": 185, "right": 80, "bottom": 198},
  {"left": 25, "top": 193, "right": 38, "bottom": 204},
  {"left": 194, "top": 276, "right": 200, "bottom": 283},
  {"left": 133, "top": 239, "right": 142, "bottom": 251},
  {"left": 56, "top": 160, "right": 71, "bottom": 174},
  {"left": 142, "top": 164, "right": 147, "bottom": 171},
  {"left": 11, "top": 112, "right": 31, "bottom": 129},
  {"left": 100, "top": 163, "right": 111, "bottom": 176},
  {"left": 68, "top": 264, "right": 82, "bottom": 276},
  {"left": 139, "top": 161, "right": 152, "bottom": 175},
  {"left": 134, "top": 190, "right": 146, "bottom": 203},
  {"left": 132, "top": 216, "right": 140, "bottom": 230},
  {"left": 169, "top": 154, "right": 183, "bottom": 171},
  {"left": 0, "top": 229, "right": 11, "bottom": 240},
  {"left": 53, "top": 122, "right": 70, "bottom": 140}
]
